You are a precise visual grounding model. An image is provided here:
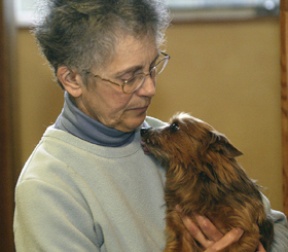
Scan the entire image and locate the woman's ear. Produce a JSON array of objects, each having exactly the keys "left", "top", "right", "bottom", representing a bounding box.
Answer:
[{"left": 57, "top": 66, "right": 83, "bottom": 98}]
